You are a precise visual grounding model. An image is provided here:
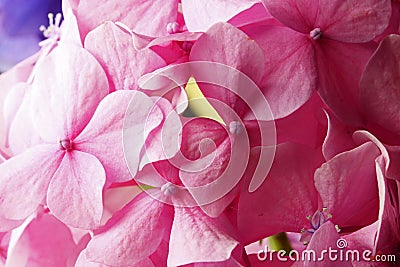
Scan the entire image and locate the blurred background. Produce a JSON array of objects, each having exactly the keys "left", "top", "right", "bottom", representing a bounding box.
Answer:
[{"left": 0, "top": 0, "right": 62, "bottom": 72}]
